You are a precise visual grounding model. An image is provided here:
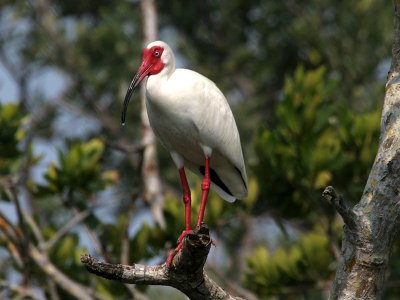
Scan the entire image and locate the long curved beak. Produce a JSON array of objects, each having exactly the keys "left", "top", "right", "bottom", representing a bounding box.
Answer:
[{"left": 121, "top": 61, "right": 153, "bottom": 125}]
